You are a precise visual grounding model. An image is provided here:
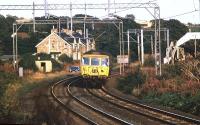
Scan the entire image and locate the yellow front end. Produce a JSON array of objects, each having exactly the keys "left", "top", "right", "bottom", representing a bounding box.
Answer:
[
  {"left": 81, "top": 65, "right": 109, "bottom": 77},
  {"left": 81, "top": 54, "right": 110, "bottom": 78}
]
